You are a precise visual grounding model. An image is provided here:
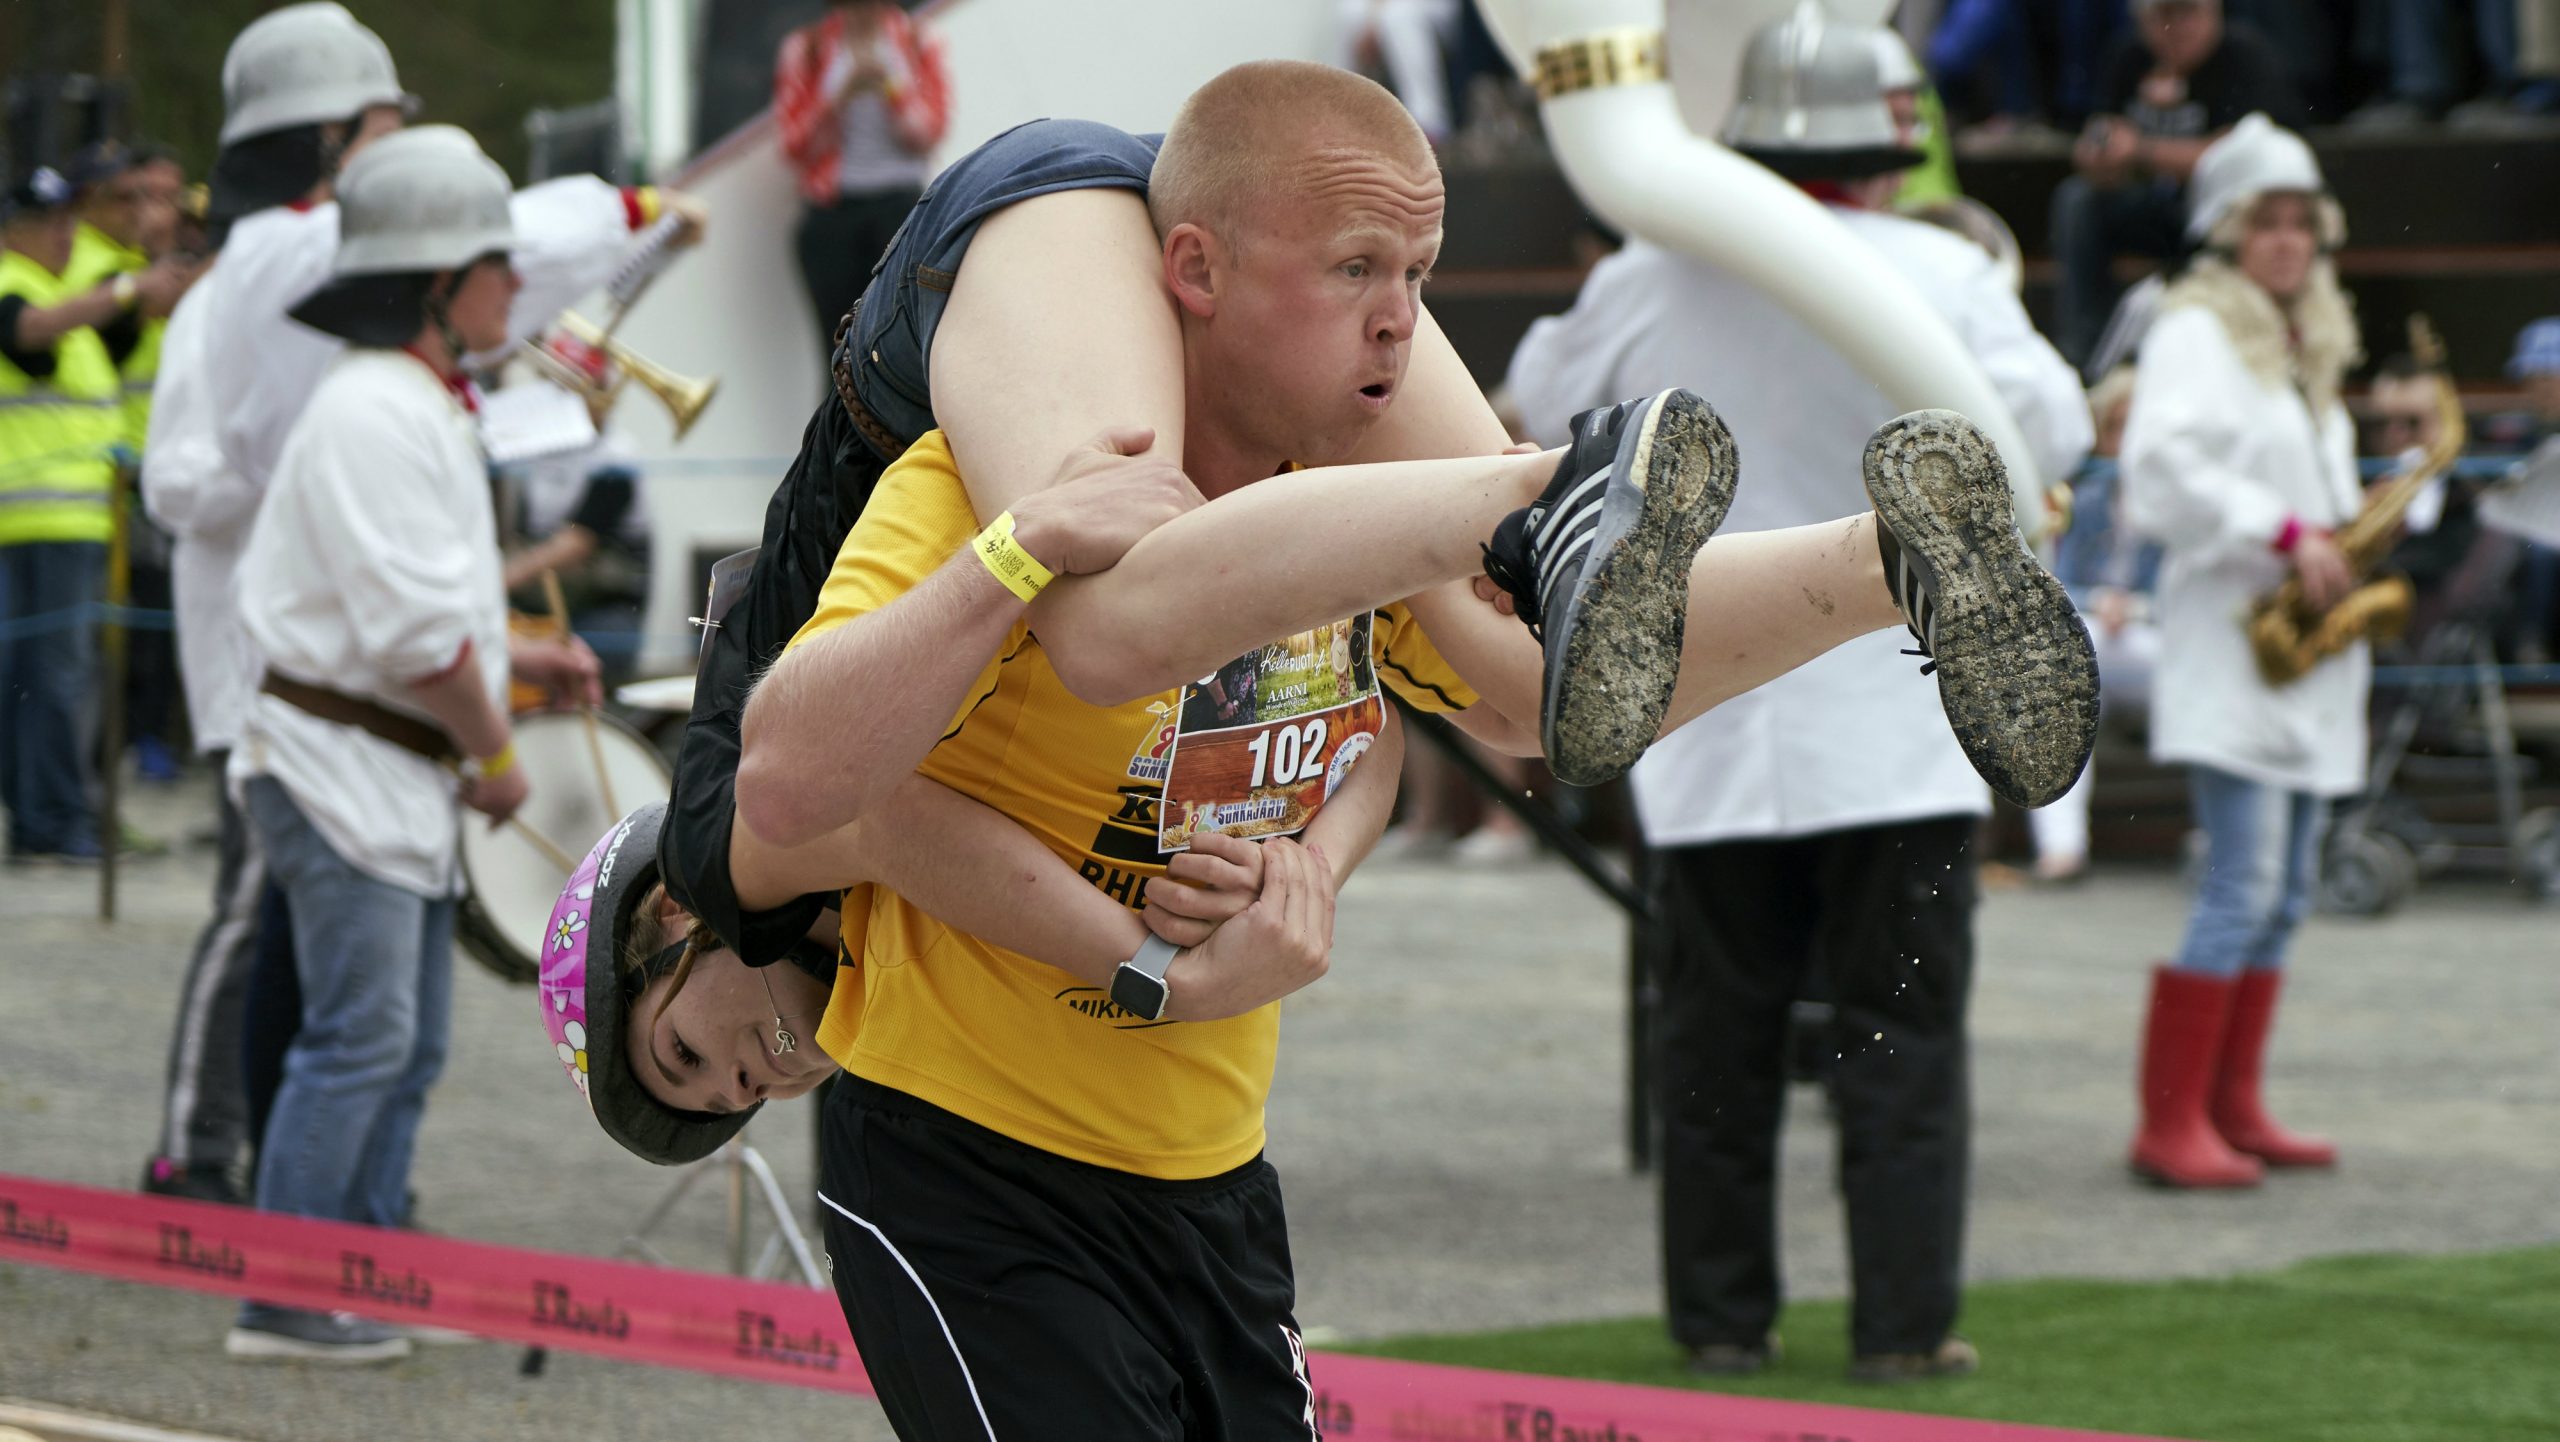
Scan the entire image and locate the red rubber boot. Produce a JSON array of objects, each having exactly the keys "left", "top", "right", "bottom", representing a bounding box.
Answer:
[
  {"left": 2211, "top": 969, "right": 2337, "bottom": 1168},
  {"left": 2129, "top": 966, "right": 2263, "bottom": 1188}
]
